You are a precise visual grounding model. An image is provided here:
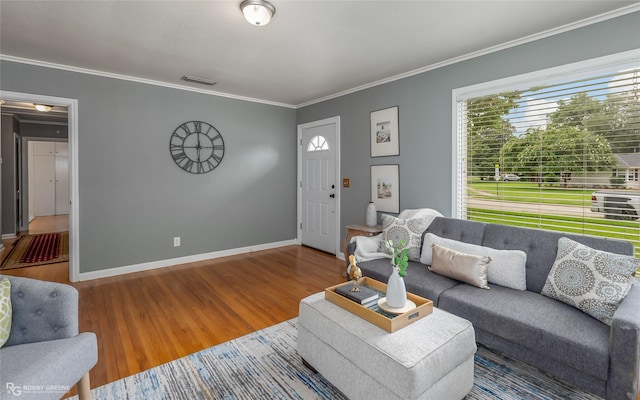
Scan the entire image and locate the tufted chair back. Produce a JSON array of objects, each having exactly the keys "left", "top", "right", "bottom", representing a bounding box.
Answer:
[{"left": 4, "top": 275, "right": 79, "bottom": 347}]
